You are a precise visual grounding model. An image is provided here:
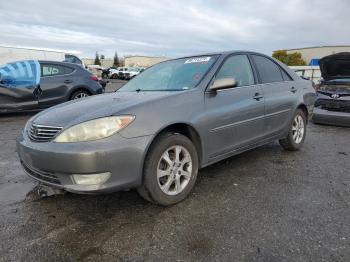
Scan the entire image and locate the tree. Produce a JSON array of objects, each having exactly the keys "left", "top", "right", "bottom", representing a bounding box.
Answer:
[
  {"left": 272, "top": 50, "right": 289, "bottom": 64},
  {"left": 287, "top": 52, "right": 306, "bottom": 66},
  {"left": 94, "top": 52, "right": 101, "bottom": 65},
  {"left": 272, "top": 50, "right": 306, "bottom": 66},
  {"left": 113, "top": 51, "right": 119, "bottom": 67},
  {"left": 100, "top": 54, "right": 105, "bottom": 60}
]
